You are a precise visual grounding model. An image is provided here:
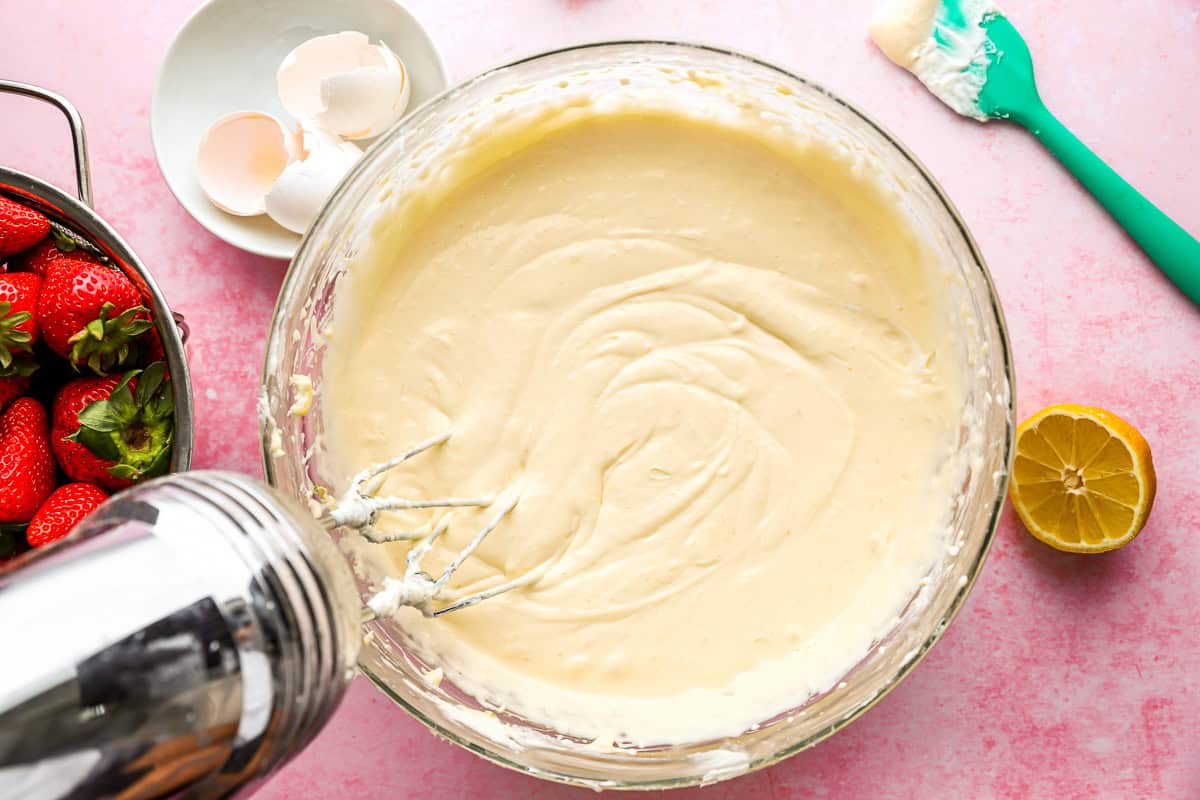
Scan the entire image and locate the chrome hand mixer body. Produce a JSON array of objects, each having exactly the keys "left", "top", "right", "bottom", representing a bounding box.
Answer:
[{"left": 0, "top": 435, "right": 524, "bottom": 799}]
